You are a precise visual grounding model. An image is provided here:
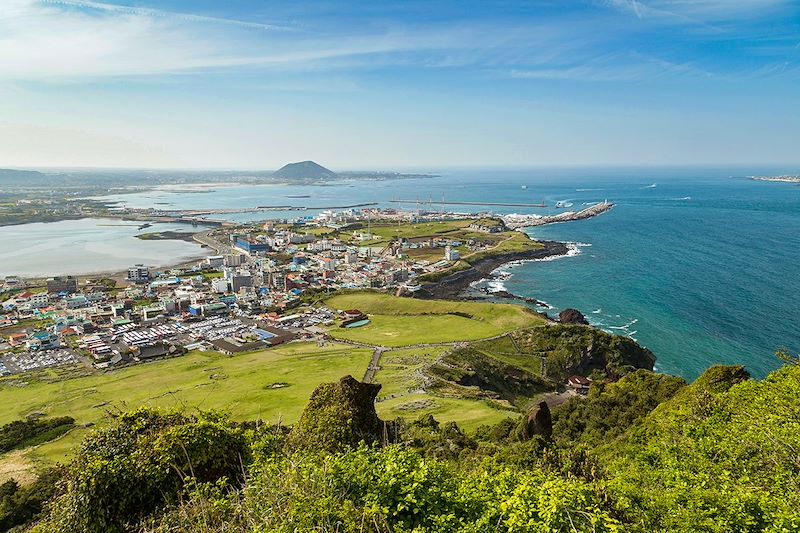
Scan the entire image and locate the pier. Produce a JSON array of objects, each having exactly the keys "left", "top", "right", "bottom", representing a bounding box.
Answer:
[
  {"left": 502, "top": 201, "right": 614, "bottom": 229},
  {"left": 390, "top": 200, "right": 547, "bottom": 208},
  {"left": 158, "top": 202, "right": 379, "bottom": 217}
]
